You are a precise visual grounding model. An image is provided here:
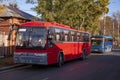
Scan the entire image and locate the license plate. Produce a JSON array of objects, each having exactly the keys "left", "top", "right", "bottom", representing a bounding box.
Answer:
[
  {"left": 21, "top": 58, "right": 32, "bottom": 63},
  {"left": 95, "top": 49, "right": 98, "bottom": 51}
]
